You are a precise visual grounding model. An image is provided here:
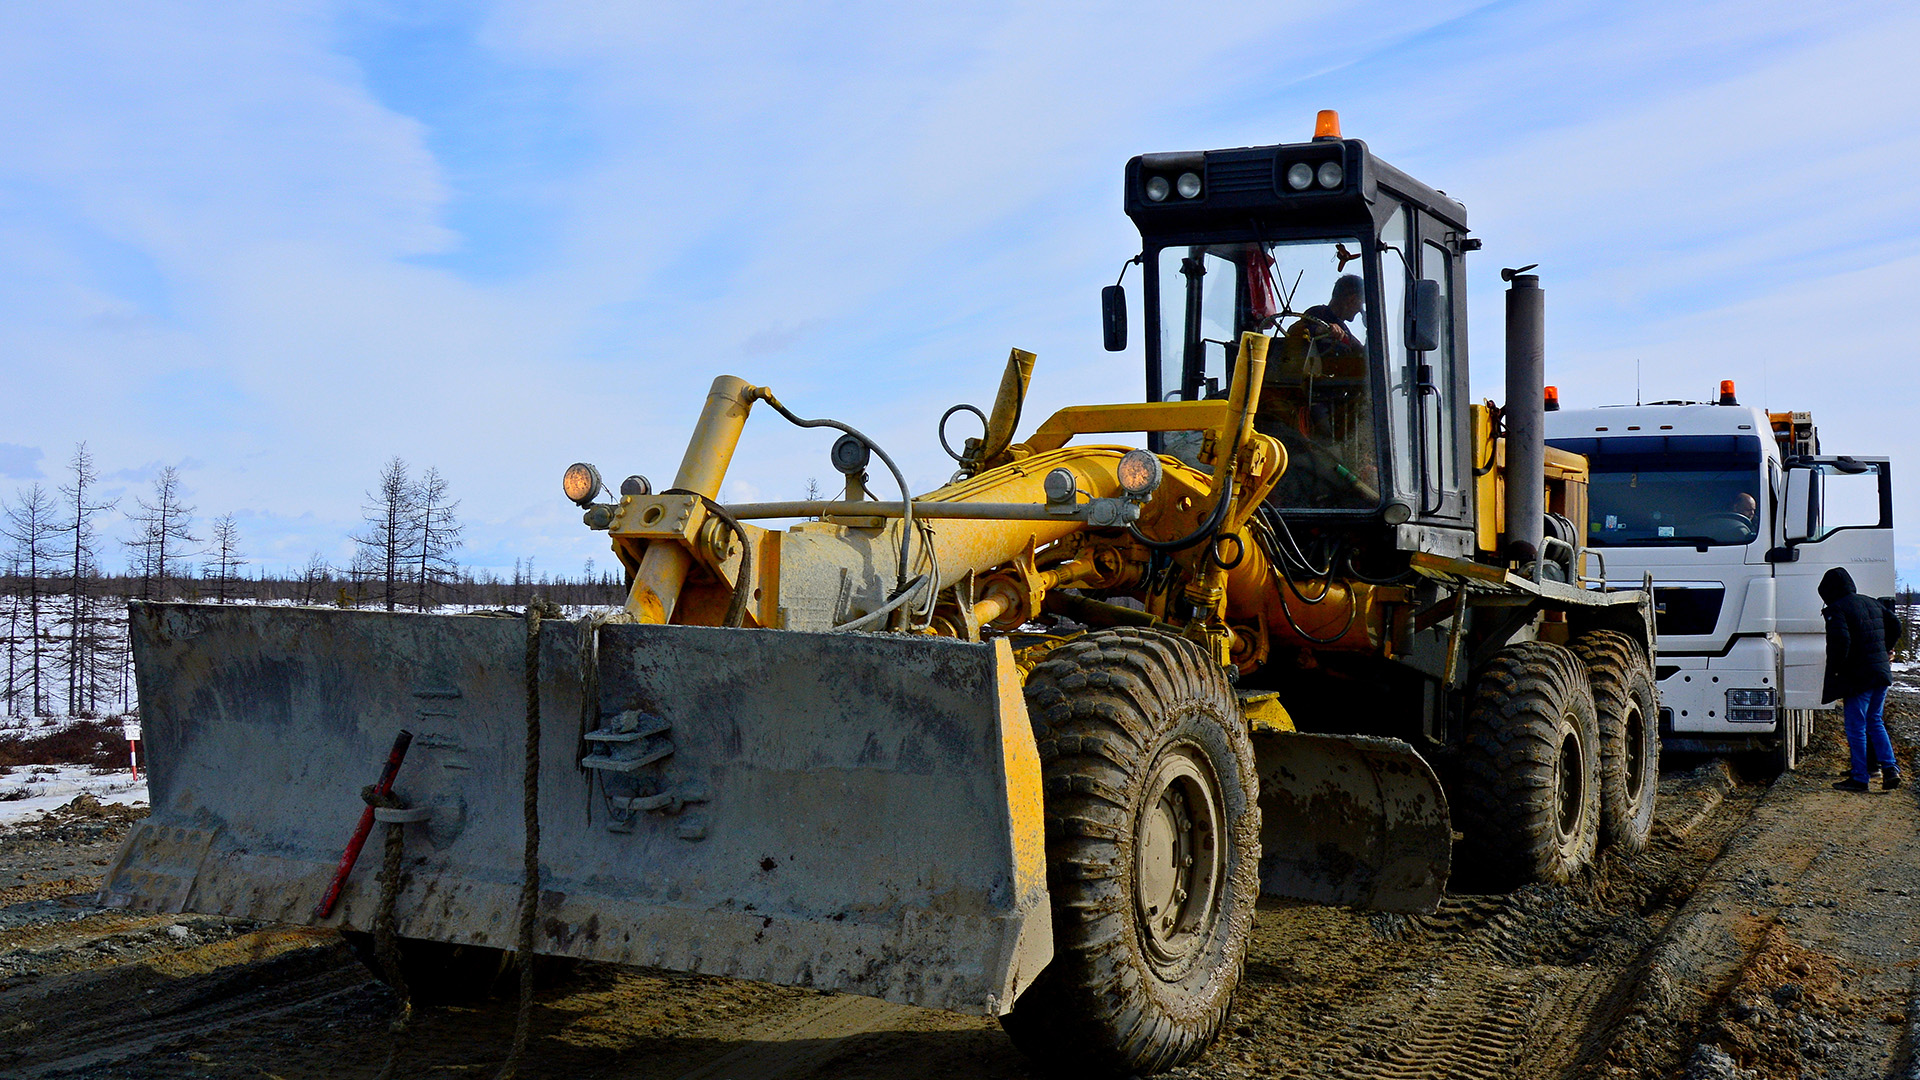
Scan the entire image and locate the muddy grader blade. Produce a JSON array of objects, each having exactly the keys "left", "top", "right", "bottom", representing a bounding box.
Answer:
[
  {"left": 1252, "top": 731, "right": 1451, "bottom": 913},
  {"left": 105, "top": 603, "right": 1053, "bottom": 1015}
]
